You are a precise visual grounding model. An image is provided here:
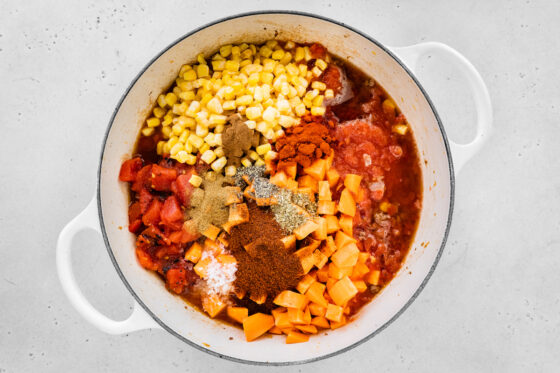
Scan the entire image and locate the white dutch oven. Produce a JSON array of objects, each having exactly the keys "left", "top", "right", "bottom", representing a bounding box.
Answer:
[{"left": 57, "top": 11, "right": 492, "bottom": 365}]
